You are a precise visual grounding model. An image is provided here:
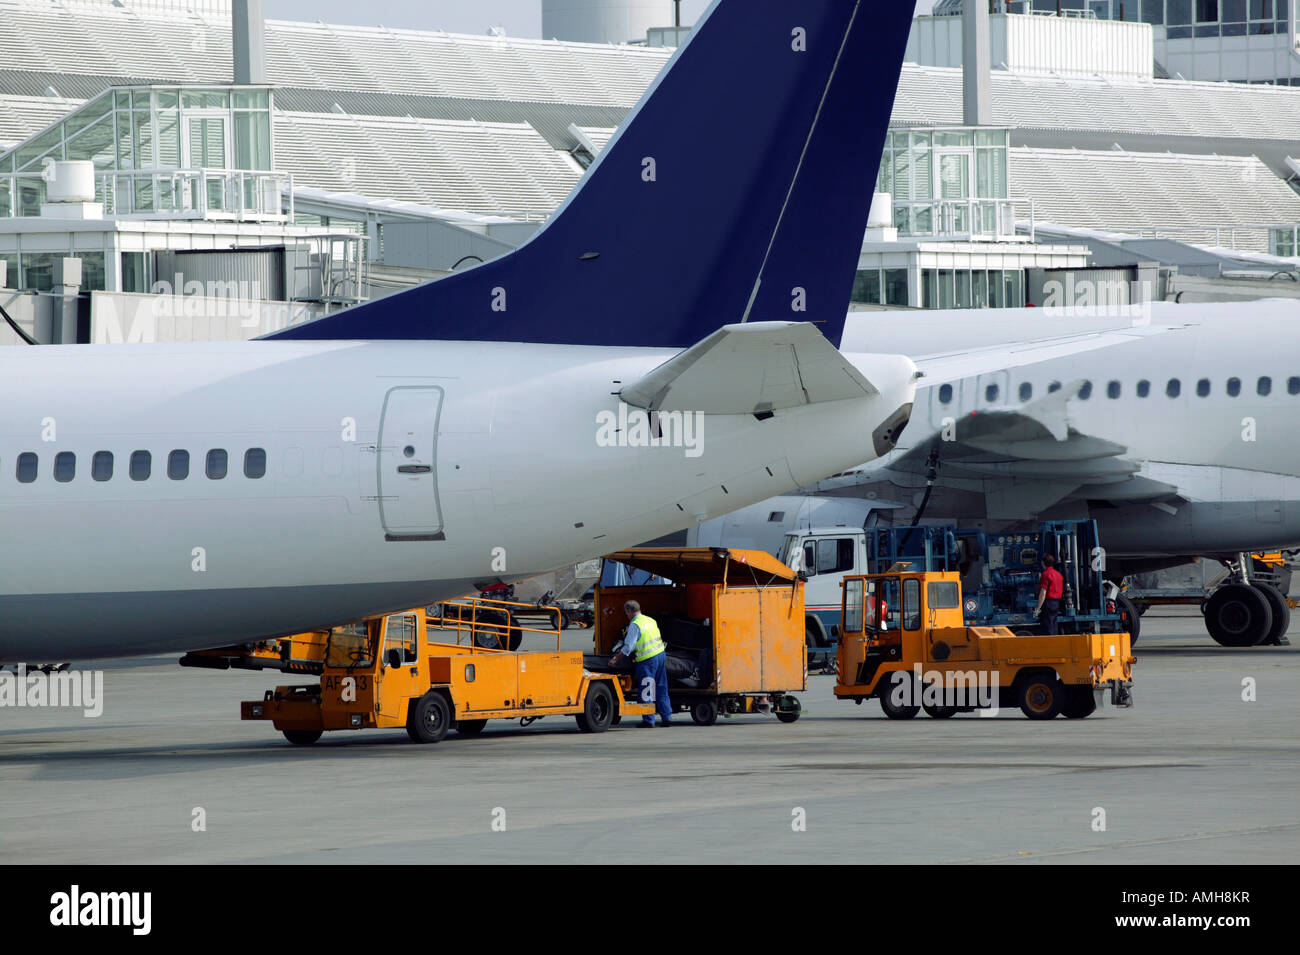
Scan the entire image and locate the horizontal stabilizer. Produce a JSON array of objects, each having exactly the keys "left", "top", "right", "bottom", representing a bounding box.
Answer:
[{"left": 620, "top": 322, "right": 876, "bottom": 415}]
